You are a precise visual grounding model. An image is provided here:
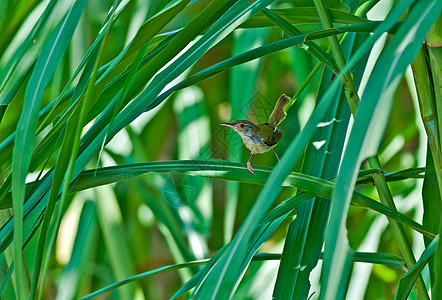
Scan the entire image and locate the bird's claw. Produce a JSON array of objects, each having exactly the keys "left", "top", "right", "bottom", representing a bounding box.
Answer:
[
  {"left": 247, "top": 160, "right": 256, "bottom": 175},
  {"left": 272, "top": 147, "right": 280, "bottom": 162}
]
